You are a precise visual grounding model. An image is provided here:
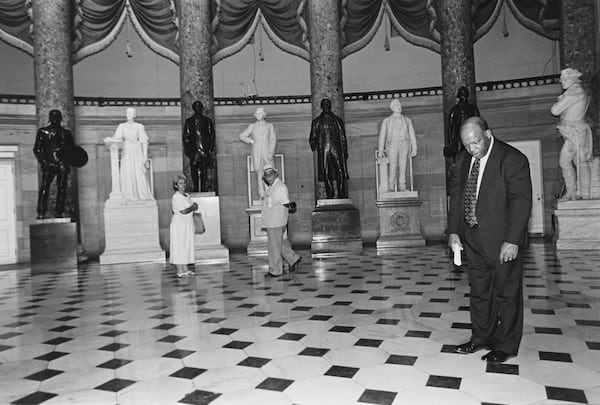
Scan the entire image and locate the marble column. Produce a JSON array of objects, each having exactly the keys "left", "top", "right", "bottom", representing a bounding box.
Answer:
[
  {"left": 178, "top": 0, "right": 216, "bottom": 191},
  {"left": 308, "top": 0, "right": 345, "bottom": 200},
  {"left": 559, "top": 0, "right": 598, "bottom": 155},
  {"left": 32, "top": 0, "right": 77, "bottom": 219},
  {"left": 436, "top": 0, "right": 477, "bottom": 195}
]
